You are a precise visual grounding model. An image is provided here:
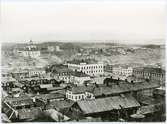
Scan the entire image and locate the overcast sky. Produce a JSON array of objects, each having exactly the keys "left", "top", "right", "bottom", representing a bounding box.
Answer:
[{"left": 0, "top": 0, "right": 166, "bottom": 44}]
